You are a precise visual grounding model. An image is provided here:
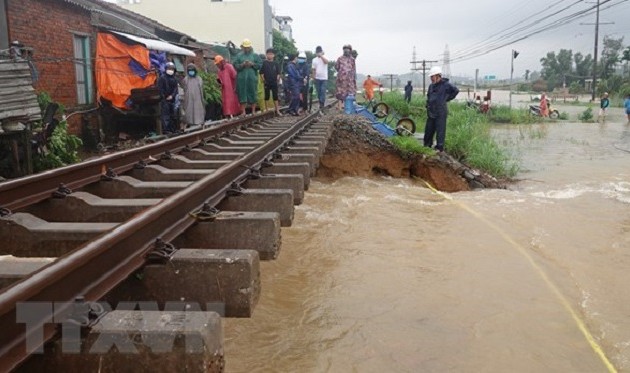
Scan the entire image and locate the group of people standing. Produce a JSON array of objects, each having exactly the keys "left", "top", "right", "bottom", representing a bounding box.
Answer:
[
  {"left": 214, "top": 39, "right": 336, "bottom": 119},
  {"left": 157, "top": 61, "right": 206, "bottom": 134}
]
